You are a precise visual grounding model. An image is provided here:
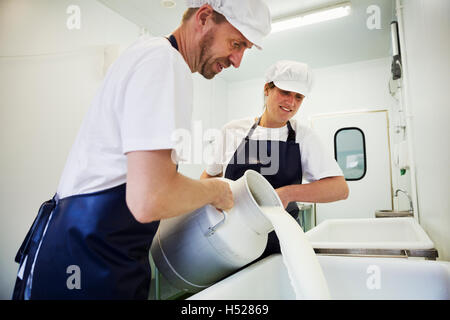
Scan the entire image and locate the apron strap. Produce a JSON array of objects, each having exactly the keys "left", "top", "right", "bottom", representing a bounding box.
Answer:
[
  {"left": 14, "top": 197, "right": 56, "bottom": 264},
  {"left": 245, "top": 117, "right": 260, "bottom": 140},
  {"left": 248, "top": 117, "right": 296, "bottom": 142},
  {"left": 238, "top": 117, "right": 297, "bottom": 156},
  {"left": 232, "top": 118, "right": 260, "bottom": 157},
  {"left": 286, "top": 121, "right": 296, "bottom": 142},
  {"left": 13, "top": 196, "right": 56, "bottom": 300},
  {"left": 166, "top": 34, "right": 179, "bottom": 51}
]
